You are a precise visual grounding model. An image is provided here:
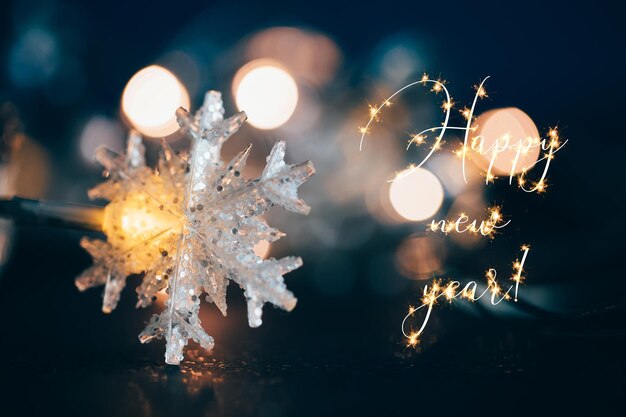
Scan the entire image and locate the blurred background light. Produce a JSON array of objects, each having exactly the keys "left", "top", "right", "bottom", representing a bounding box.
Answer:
[
  {"left": 280, "top": 85, "right": 322, "bottom": 135},
  {"left": 157, "top": 50, "right": 202, "bottom": 102},
  {"left": 395, "top": 234, "right": 446, "bottom": 279},
  {"left": 388, "top": 167, "right": 444, "bottom": 221},
  {"left": 244, "top": 27, "right": 341, "bottom": 87},
  {"left": 121, "top": 65, "right": 190, "bottom": 138},
  {"left": 371, "top": 34, "right": 425, "bottom": 87},
  {"left": 0, "top": 159, "right": 13, "bottom": 273},
  {"left": 4, "top": 134, "right": 49, "bottom": 199},
  {"left": 78, "top": 116, "right": 124, "bottom": 163},
  {"left": 471, "top": 107, "right": 540, "bottom": 175},
  {"left": 1, "top": 103, "right": 49, "bottom": 274},
  {"left": 427, "top": 154, "right": 479, "bottom": 197},
  {"left": 0, "top": 221, "right": 11, "bottom": 272},
  {"left": 9, "top": 28, "right": 59, "bottom": 88},
  {"left": 233, "top": 60, "right": 298, "bottom": 130}
]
